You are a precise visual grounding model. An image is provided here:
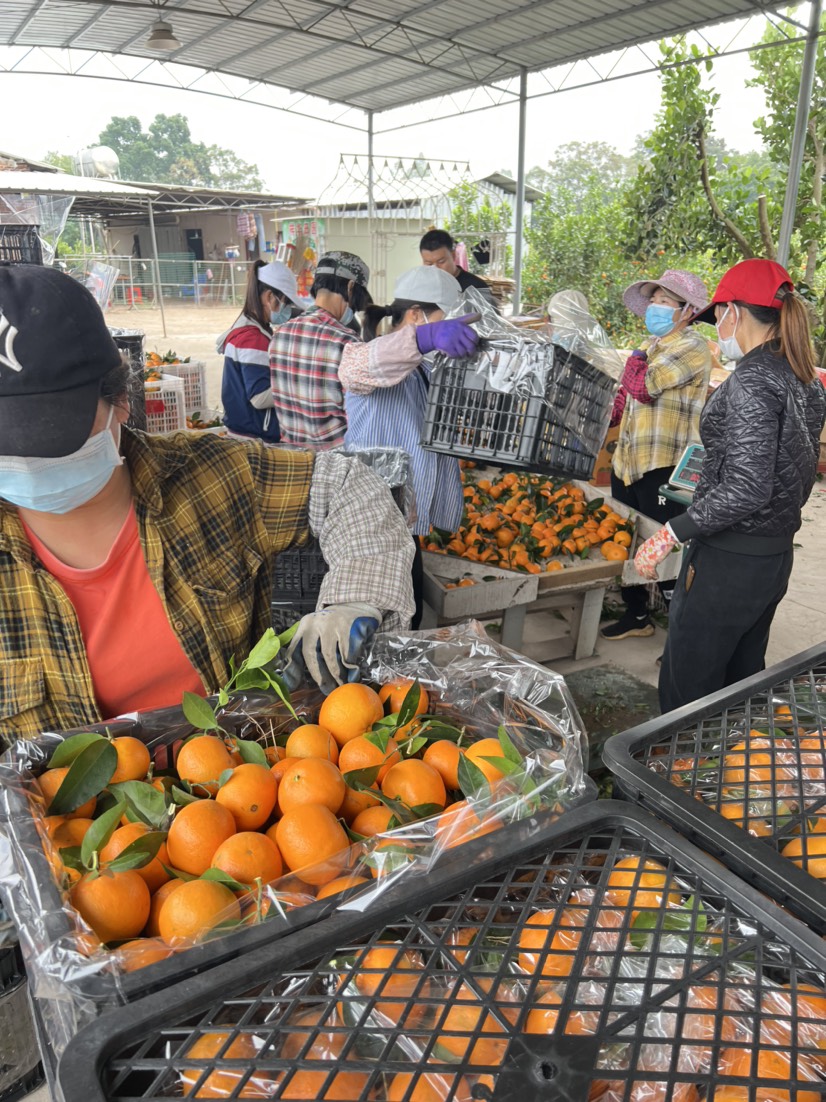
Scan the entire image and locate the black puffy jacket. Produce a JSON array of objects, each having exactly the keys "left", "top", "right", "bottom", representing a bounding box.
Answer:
[{"left": 670, "top": 342, "right": 825, "bottom": 550}]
